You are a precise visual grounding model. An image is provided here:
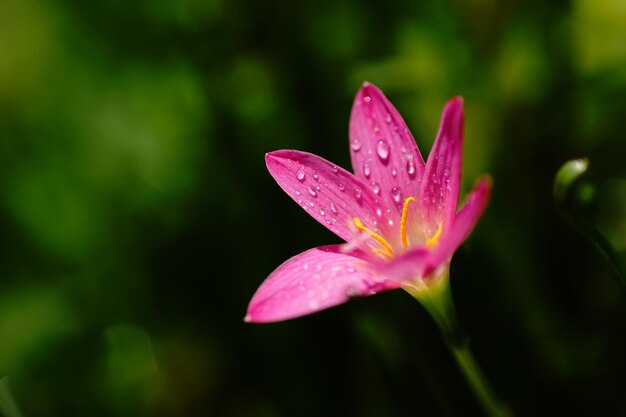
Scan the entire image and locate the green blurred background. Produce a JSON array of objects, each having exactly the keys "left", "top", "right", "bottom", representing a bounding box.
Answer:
[{"left": 0, "top": 0, "right": 625, "bottom": 415}]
